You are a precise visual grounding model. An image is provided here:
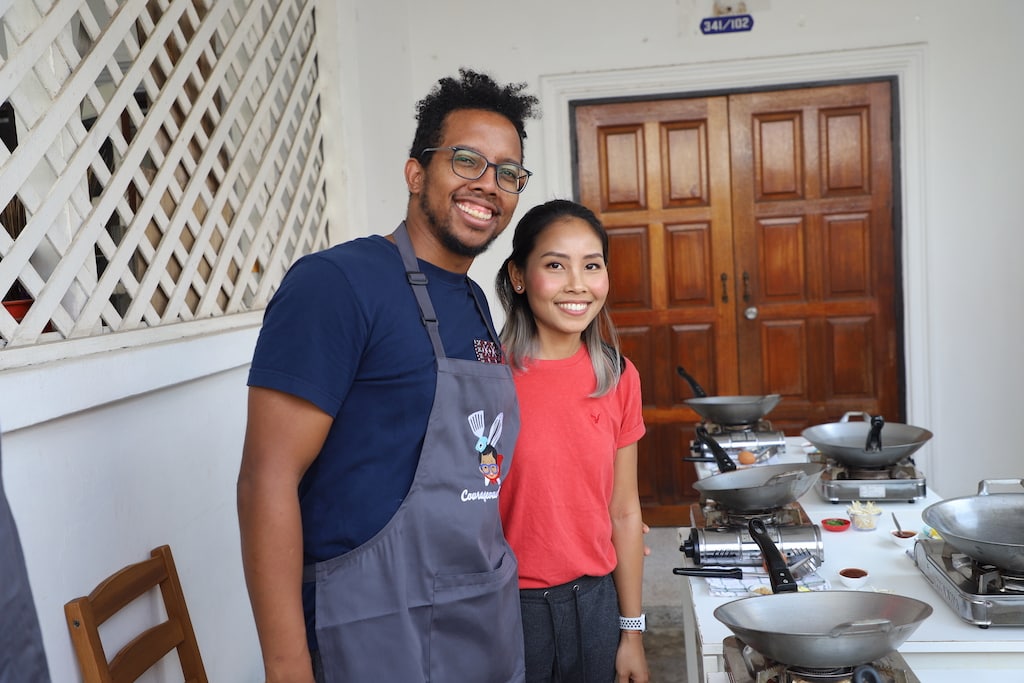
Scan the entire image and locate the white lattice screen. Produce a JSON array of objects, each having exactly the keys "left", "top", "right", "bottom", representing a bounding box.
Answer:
[{"left": 0, "top": 0, "right": 328, "bottom": 350}]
